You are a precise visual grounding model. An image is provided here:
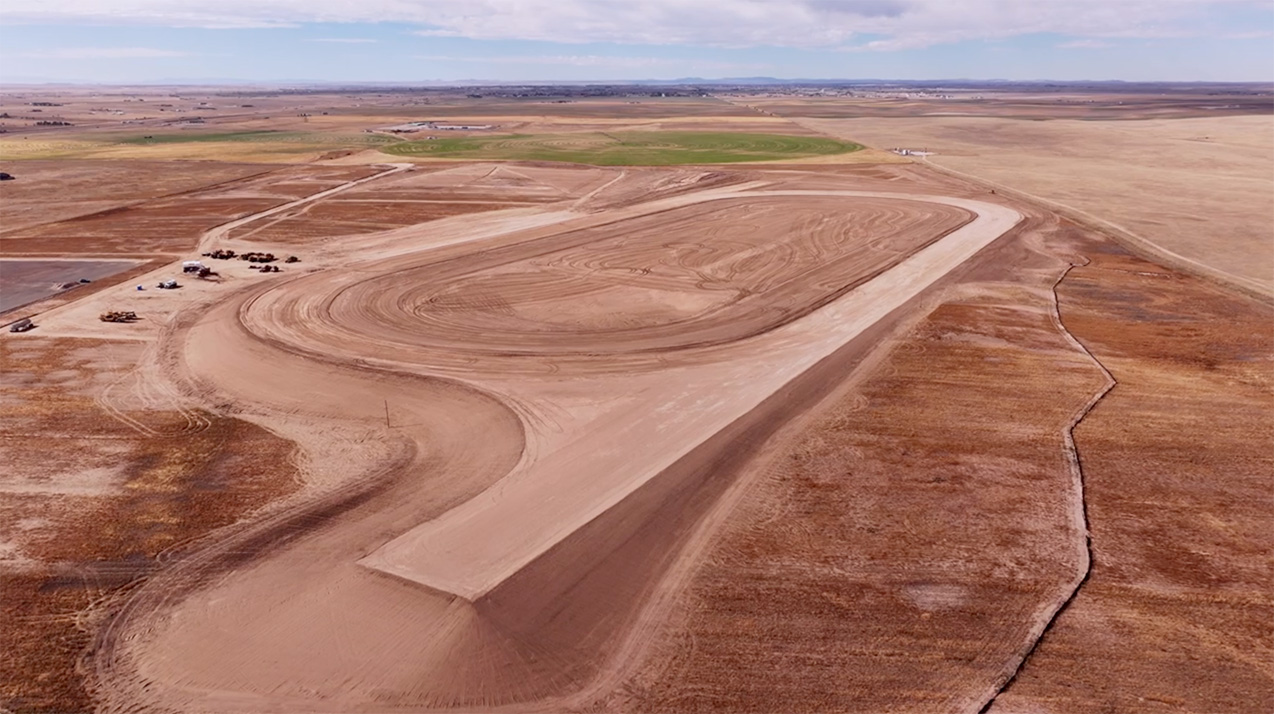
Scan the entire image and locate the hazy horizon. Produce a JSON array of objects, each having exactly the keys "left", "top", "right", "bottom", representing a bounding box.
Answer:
[{"left": 2, "top": 0, "right": 1271, "bottom": 84}]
